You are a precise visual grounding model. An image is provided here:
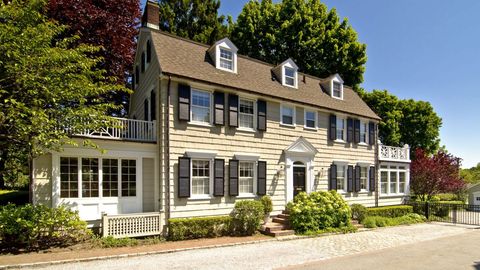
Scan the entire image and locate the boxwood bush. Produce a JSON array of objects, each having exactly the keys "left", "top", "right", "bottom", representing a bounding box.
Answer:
[
  {"left": 0, "top": 204, "right": 91, "bottom": 251},
  {"left": 168, "top": 216, "right": 232, "bottom": 241},
  {"left": 286, "top": 191, "right": 351, "bottom": 234},
  {"left": 230, "top": 200, "right": 264, "bottom": 236},
  {"left": 366, "top": 205, "right": 413, "bottom": 218},
  {"left": 350, "top": 204, "right": 368, "bottom": 222},
  {"left": 363, "top": 213, "right": 426, "bottom": 228}
]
